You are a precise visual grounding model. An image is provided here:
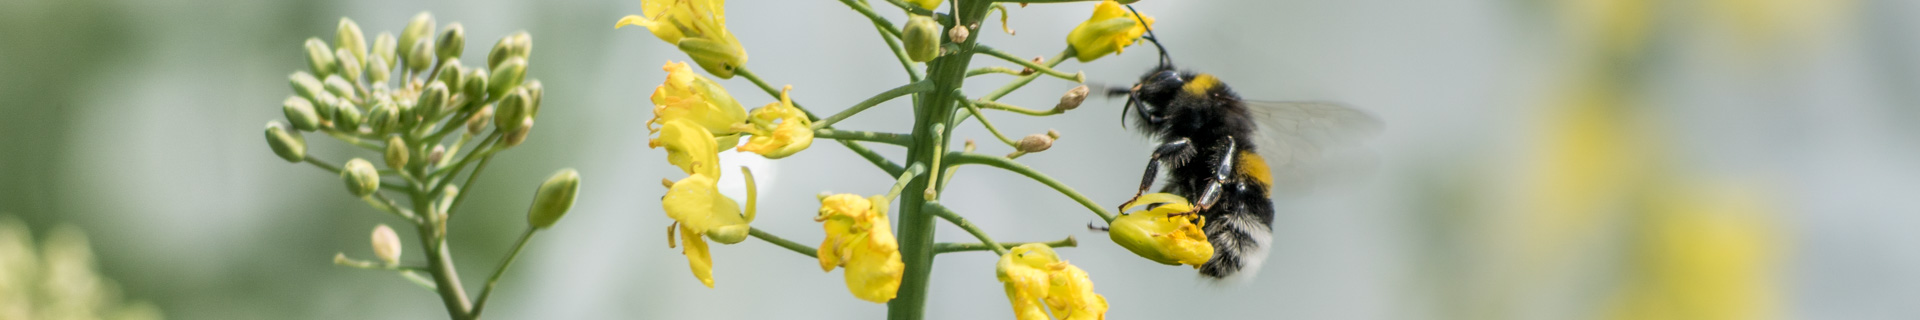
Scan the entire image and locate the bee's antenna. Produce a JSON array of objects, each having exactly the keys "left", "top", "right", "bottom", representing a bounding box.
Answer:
[{"left": 1125, "top": 4, "right": 1172, "bottom": 68}]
